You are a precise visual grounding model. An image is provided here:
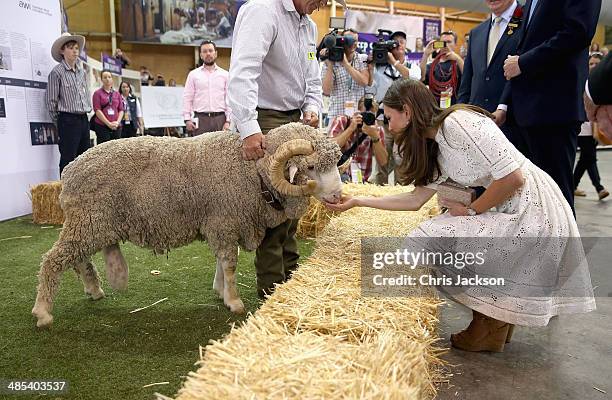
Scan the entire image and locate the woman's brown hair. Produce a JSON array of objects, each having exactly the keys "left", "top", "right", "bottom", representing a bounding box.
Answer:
[{"left": 383, "top": 79, "right": 492, "bottom": 186}]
